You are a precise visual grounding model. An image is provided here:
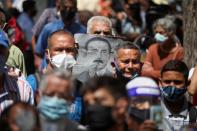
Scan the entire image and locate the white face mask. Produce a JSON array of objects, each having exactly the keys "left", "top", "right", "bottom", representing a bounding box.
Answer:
[{"left": 50, "top": 54, "right": 76, "bottom": 70}]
